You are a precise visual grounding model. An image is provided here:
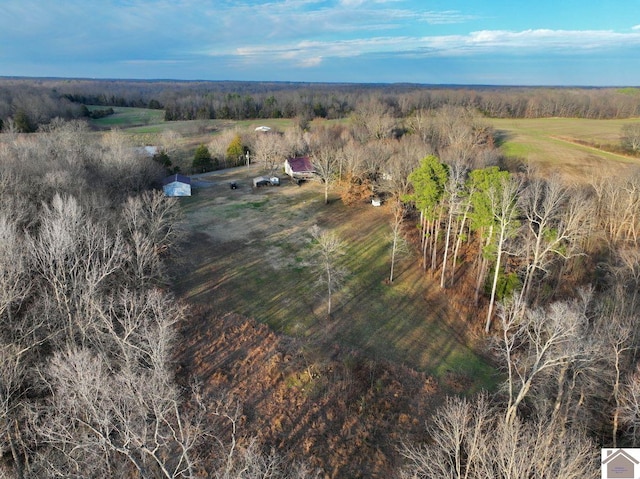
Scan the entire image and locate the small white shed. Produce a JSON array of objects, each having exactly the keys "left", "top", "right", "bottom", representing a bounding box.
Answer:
[{"left": 163, "top": 174, "right": 191, "bottom": 197}]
